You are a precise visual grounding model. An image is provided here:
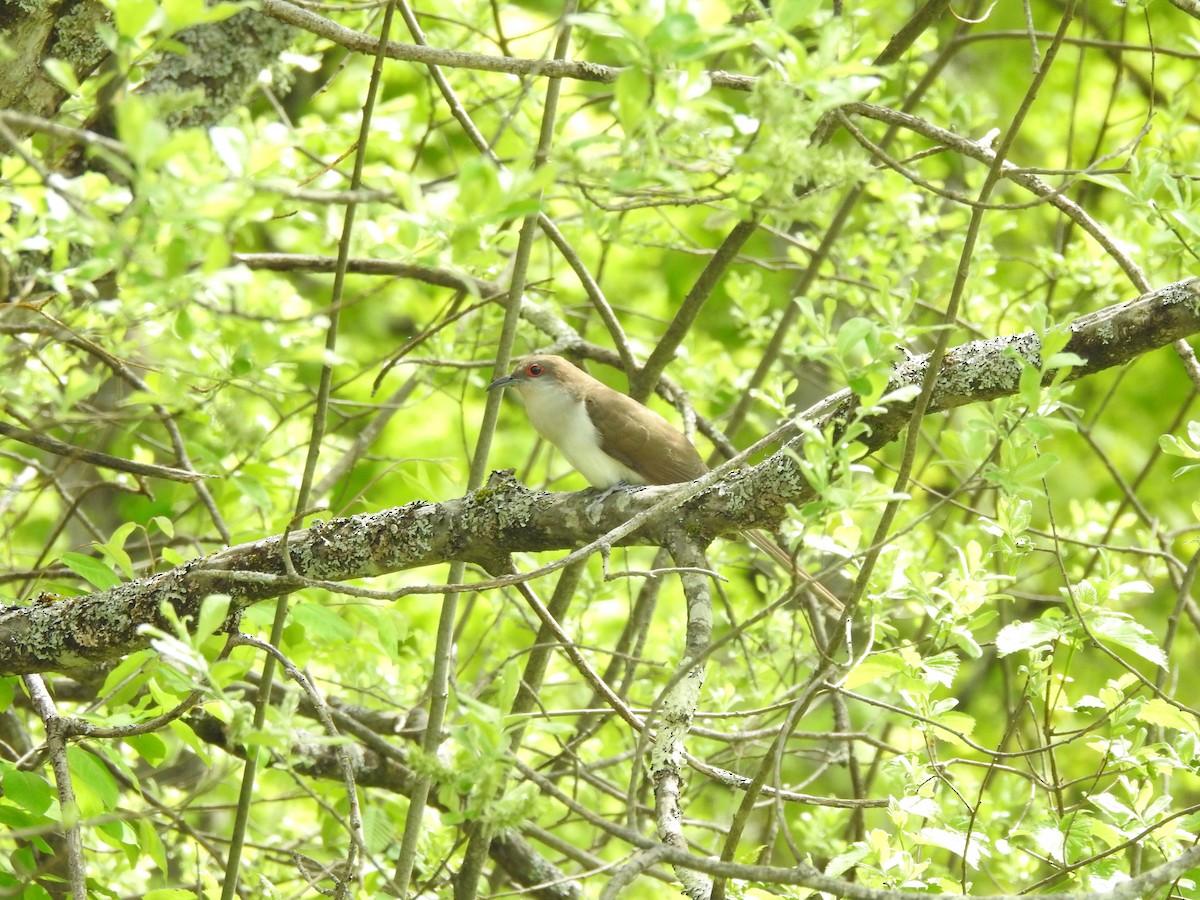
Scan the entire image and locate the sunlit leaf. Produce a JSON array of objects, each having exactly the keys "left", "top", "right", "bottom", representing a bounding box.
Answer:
[{"left": 996, "top": 618, "right": 1064, "bottom": 656}]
